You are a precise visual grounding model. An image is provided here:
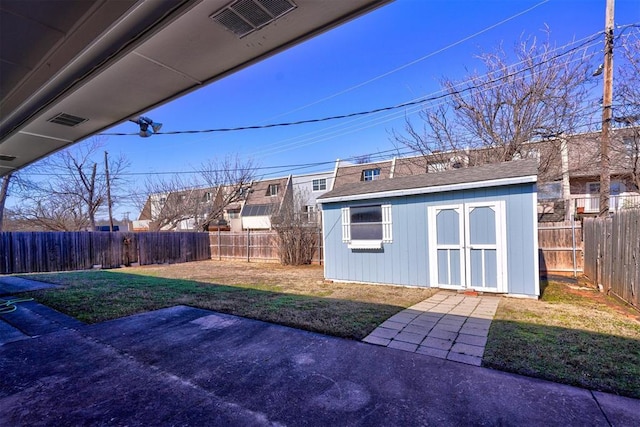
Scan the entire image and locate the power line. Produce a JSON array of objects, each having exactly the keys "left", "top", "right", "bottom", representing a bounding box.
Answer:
[
  {"left": 258, "top": 0, "right": 553, "bottom": 124},
  {"left": 99, "top": 28, "right": 609, "bottom": 138}
]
